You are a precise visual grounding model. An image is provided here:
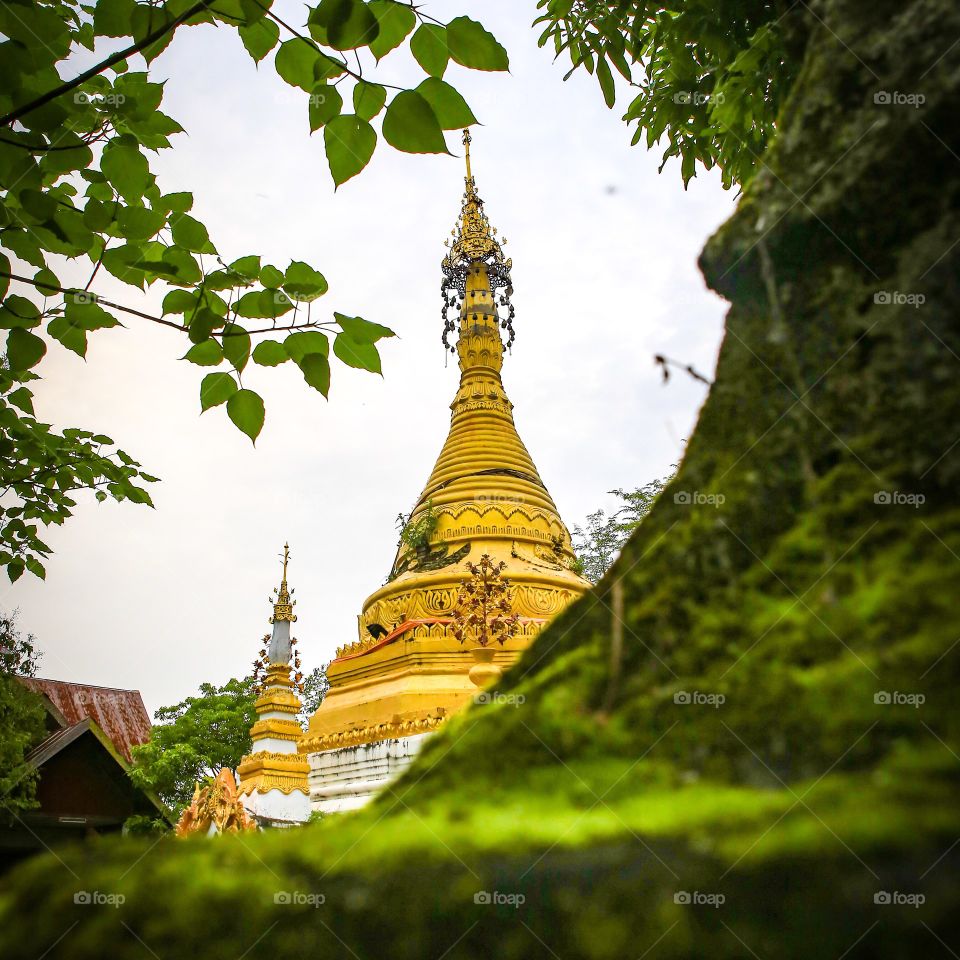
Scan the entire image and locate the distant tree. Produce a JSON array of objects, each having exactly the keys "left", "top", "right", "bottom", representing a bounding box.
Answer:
[
  {"left": 572, "top": 470, "right": 675, "bottom": 583},
  {"left": 128, "top": 676, "right": 257, "bottom": 814},
  {"left": 298, "top": 664, "right": 330, "bottom": 728},
  {"left": 0, "top": 610, "right": 47, "bottom": 822}
]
